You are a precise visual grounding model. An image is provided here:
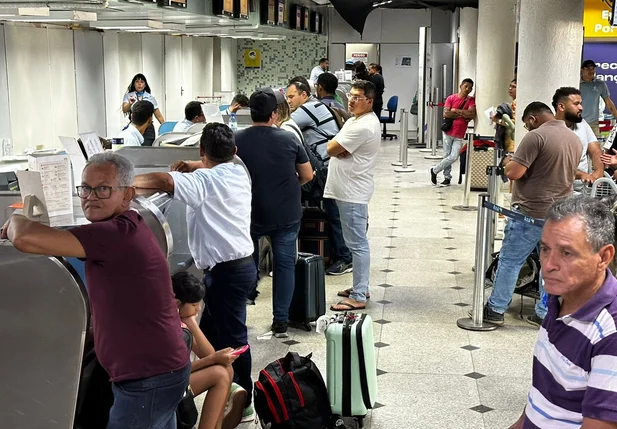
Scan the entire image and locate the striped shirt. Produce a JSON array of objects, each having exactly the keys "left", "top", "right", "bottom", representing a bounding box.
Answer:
[{"left": 523, "top": 270, "right": 617, "bottom": 428}]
